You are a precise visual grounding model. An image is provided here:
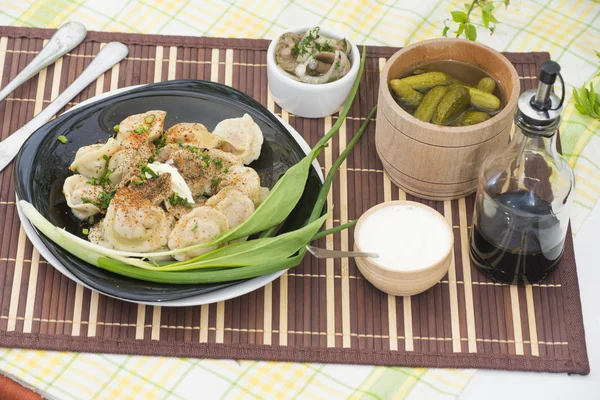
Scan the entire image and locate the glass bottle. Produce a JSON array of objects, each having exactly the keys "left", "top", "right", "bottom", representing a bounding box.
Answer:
[{"left": 469, "top": 61, "right": 574, "bottom": 285}]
